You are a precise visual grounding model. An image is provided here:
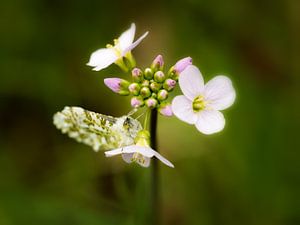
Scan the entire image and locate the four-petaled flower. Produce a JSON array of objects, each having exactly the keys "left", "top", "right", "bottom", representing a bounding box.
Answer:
[
  {"left": 172, "top": 65, "right": 236, "bottom": 134},
  {"left": 87, "top": 23, "right": 148, "bottom": 71},
  {"left": 105, "top": 130, "right": 174, "bottom": 168}
]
